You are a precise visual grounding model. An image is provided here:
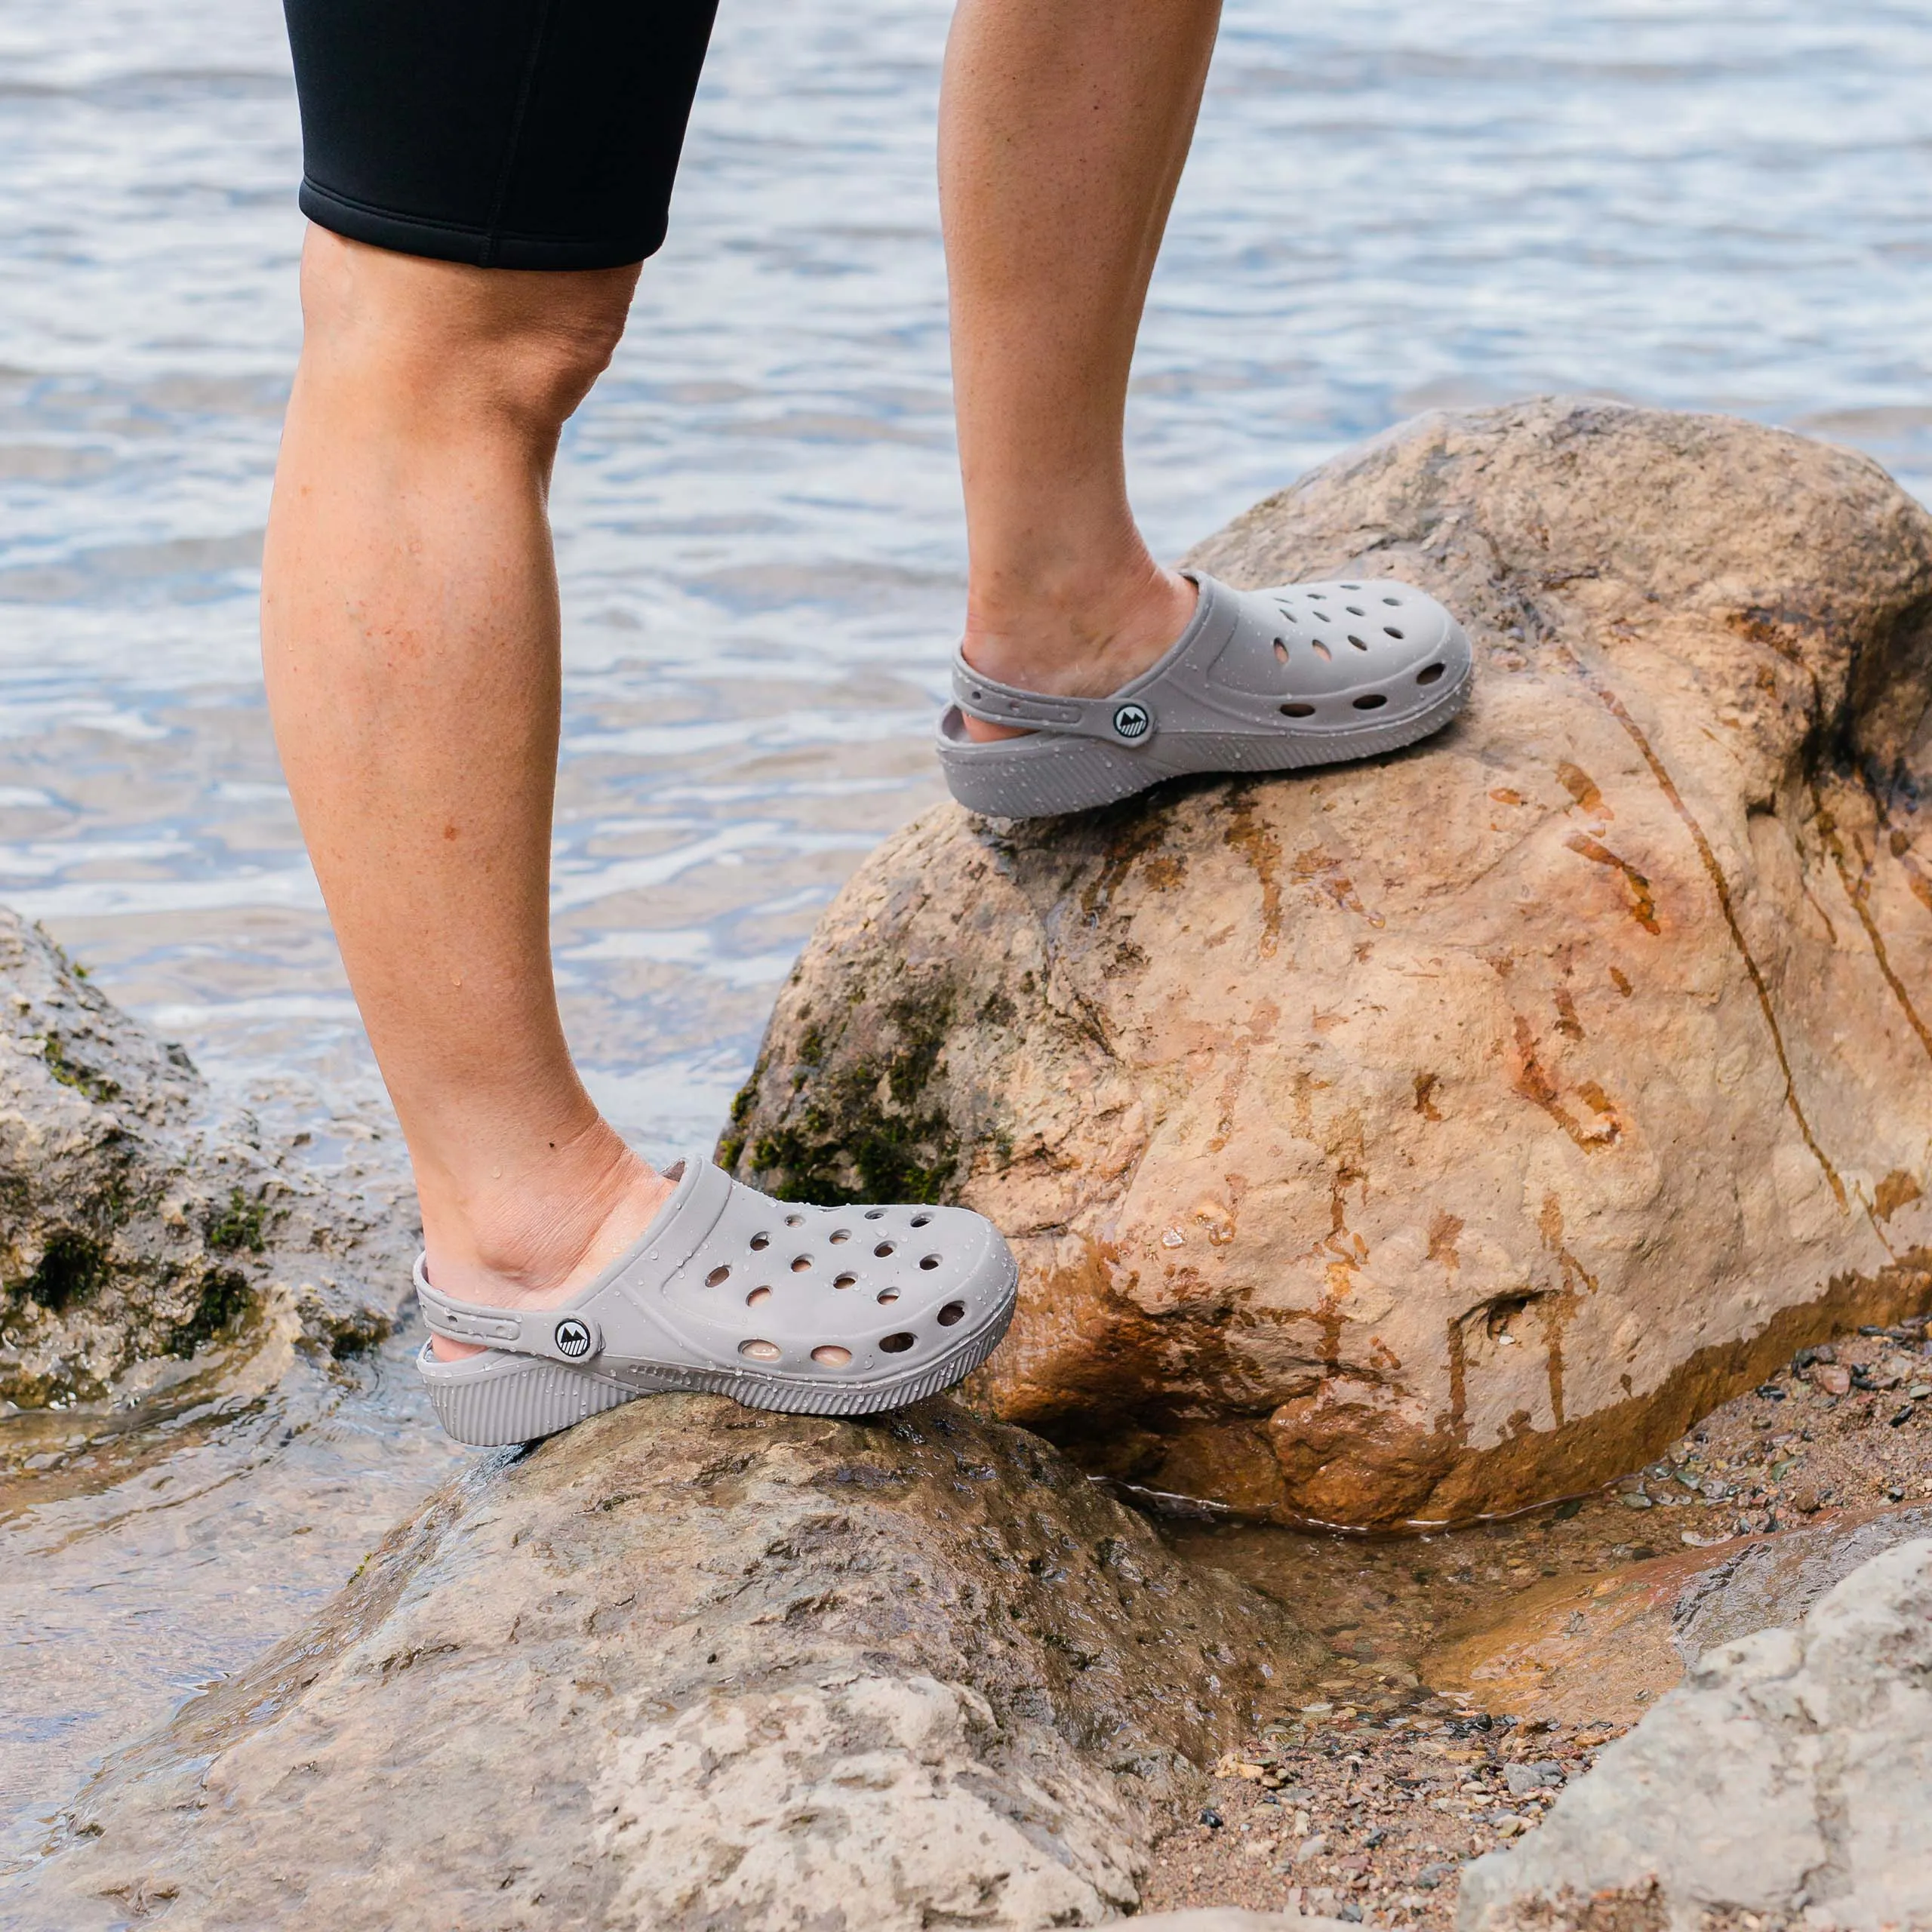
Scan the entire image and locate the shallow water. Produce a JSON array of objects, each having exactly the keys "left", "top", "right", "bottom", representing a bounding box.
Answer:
[{"left": 5, "top": 0, "right": 1932, "bottom": 1884}]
